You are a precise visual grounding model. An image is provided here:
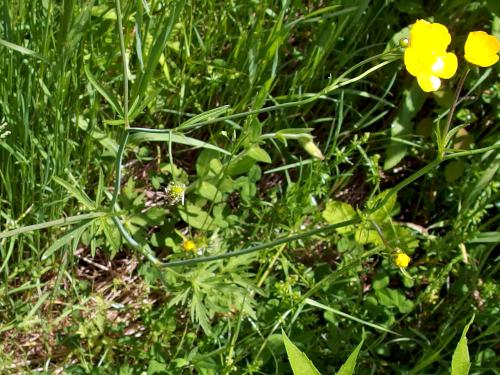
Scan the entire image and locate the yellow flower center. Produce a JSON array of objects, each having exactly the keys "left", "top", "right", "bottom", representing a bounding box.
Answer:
[{"left": 182, "top": 239, "right": 197, "bottom": 252}]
